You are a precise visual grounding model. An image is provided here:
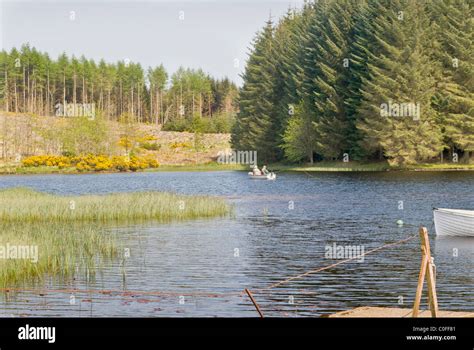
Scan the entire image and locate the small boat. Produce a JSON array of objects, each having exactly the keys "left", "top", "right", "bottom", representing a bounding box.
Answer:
[
  {"left": 248, "top": 172, "right": 276, "bottom": 180},
  {"left": 433, "top": 208, "right": 474, "bottom": 237}
]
